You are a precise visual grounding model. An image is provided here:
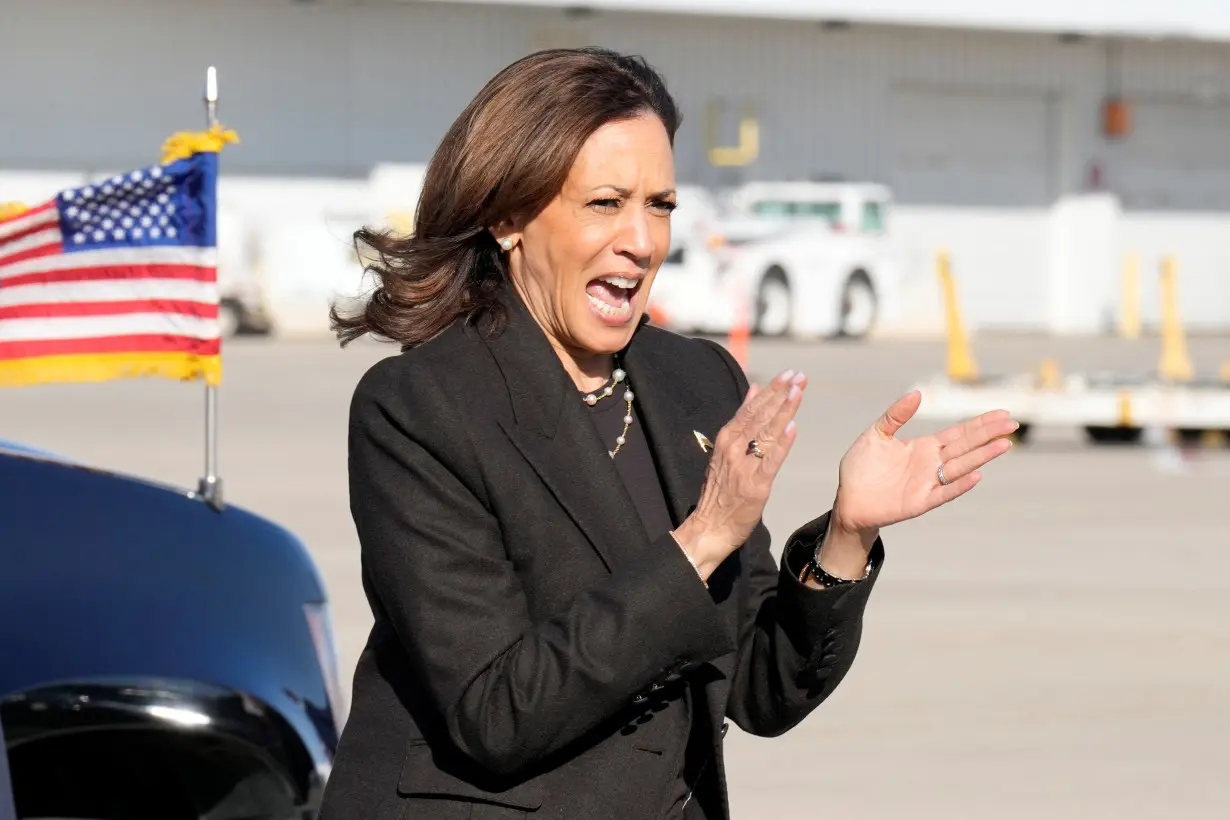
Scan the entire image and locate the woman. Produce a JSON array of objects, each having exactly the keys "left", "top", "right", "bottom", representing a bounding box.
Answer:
[{"left": 321, "top": 48, "right": 1015, "bottom": 820}]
